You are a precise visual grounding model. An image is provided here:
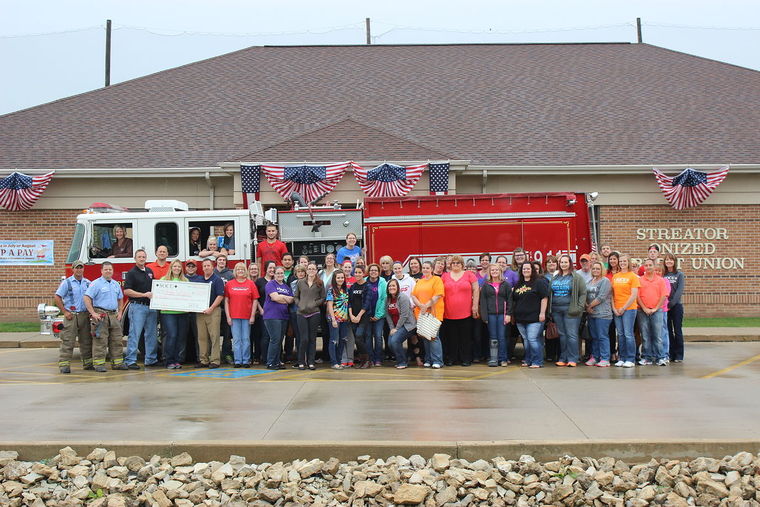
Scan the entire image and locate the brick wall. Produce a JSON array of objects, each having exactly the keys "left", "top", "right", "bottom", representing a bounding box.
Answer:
[
  {"left": 599, "top": 204, "right": 760, "bottom": 318},
  {"left": 0, "top": 209, "right": 80, "bottom": 322}
]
